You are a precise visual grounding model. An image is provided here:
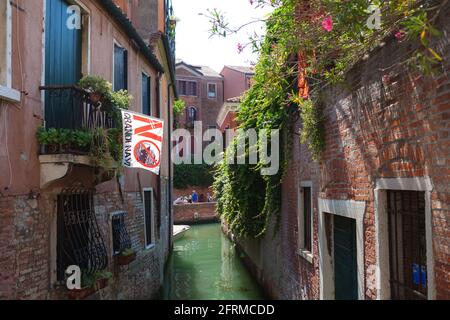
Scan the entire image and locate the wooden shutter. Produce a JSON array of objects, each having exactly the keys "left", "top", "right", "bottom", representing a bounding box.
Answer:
[{"left": 114, "top": 44, "right": 128, "bottom": 91}]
